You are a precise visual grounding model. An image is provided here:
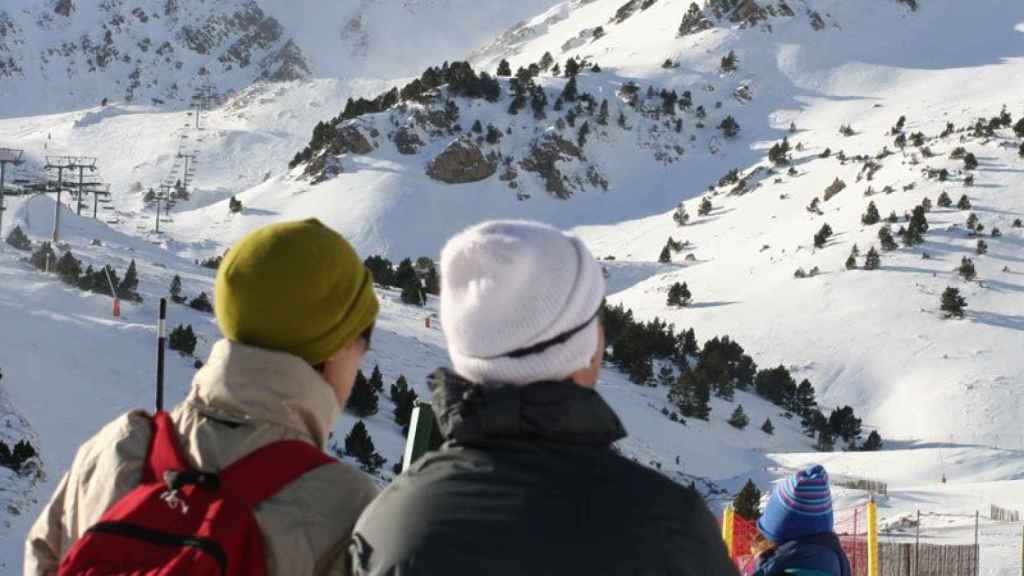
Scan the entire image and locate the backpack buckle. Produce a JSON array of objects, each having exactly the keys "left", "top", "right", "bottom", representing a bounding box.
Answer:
[{"left": 163, "top": 469, "right": 221, "bottom": 492}]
